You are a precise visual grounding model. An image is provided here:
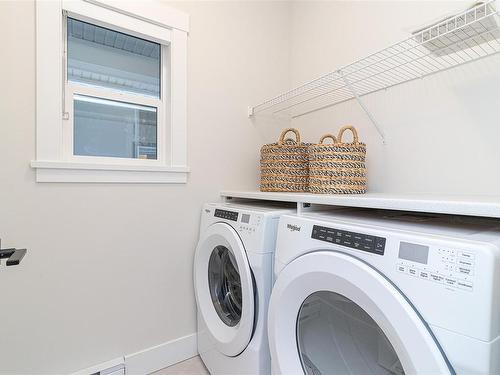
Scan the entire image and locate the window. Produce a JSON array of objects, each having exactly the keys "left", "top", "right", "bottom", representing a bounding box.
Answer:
[
  {"left": 33, "top": 0, "right": 189, "bottom": 183},
  {"left": 66, "top": 18, "right": 162, "bottom": 161}
]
